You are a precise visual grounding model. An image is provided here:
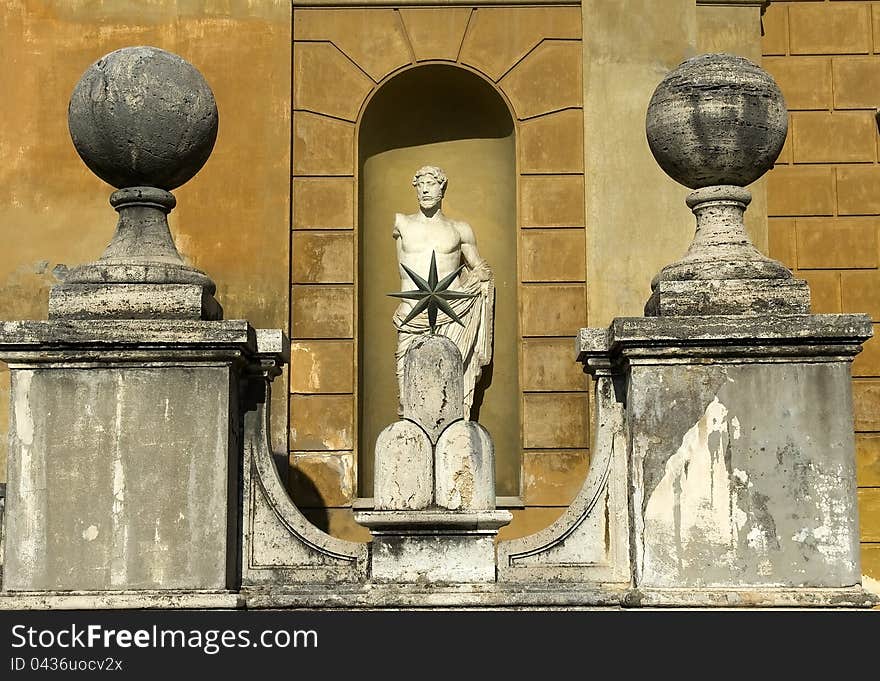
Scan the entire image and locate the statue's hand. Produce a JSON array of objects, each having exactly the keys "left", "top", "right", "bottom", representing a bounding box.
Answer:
[{"left": 472, "top": 259, "right": 493, "bottom": 282}]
